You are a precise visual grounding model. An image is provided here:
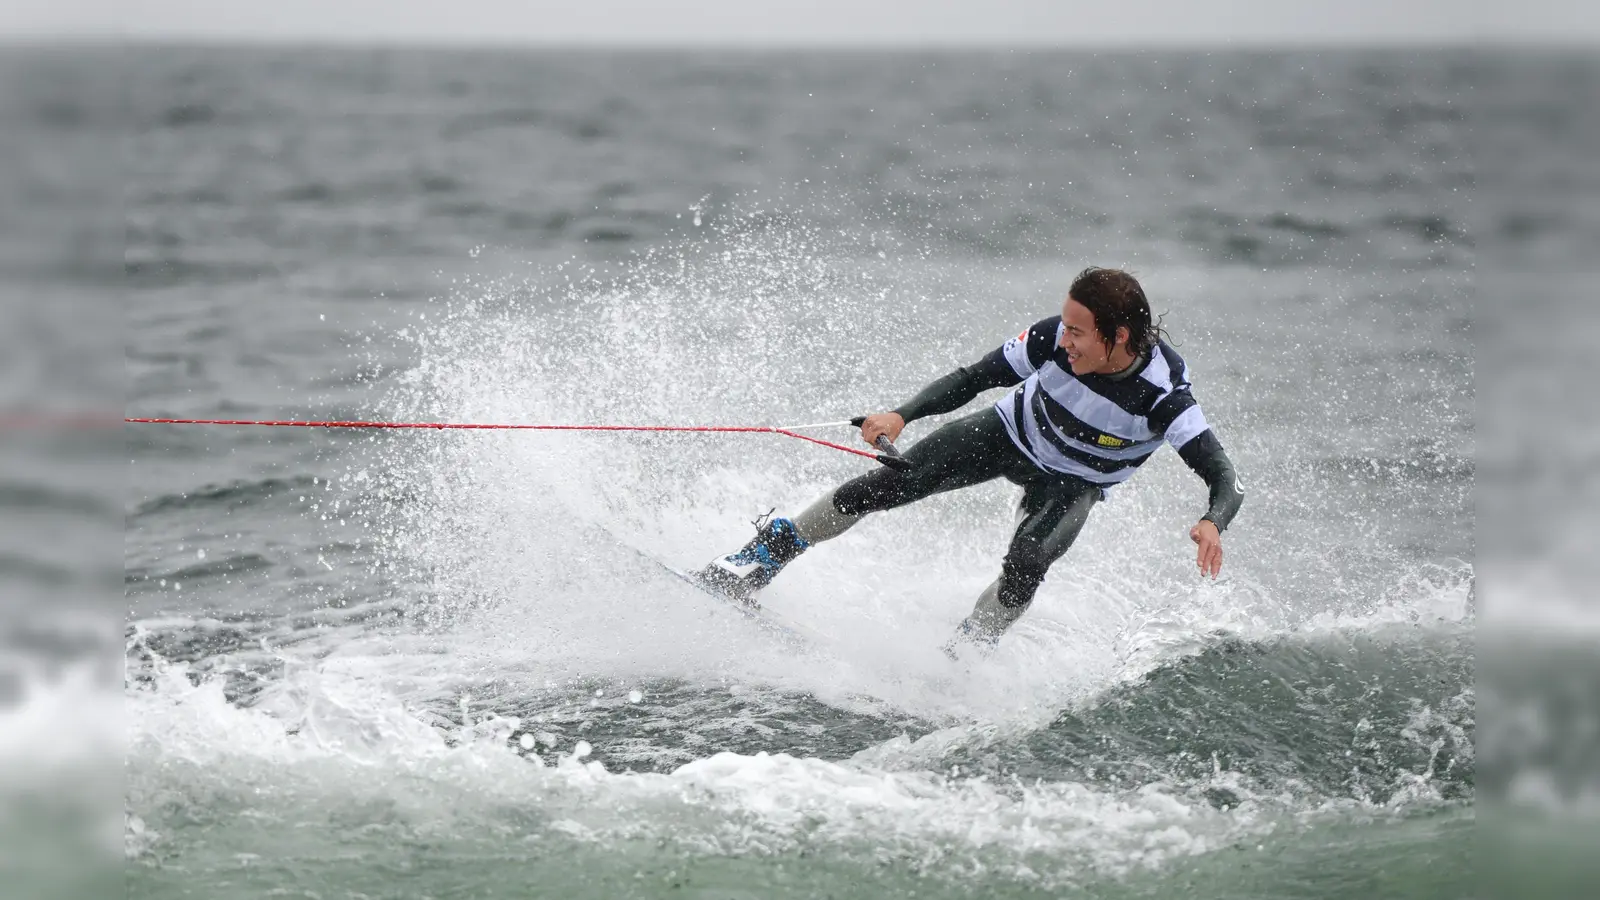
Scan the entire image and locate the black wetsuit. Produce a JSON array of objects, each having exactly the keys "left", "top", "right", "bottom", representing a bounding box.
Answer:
[{"left": 831, "top": 320, "right": 1243, "bottom": 611}]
